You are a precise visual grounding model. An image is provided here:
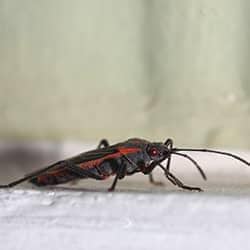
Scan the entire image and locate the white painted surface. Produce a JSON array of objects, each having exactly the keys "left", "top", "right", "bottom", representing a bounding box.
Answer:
[{"left": 1, "top": 189, "right": 250, "bottom": 250}]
